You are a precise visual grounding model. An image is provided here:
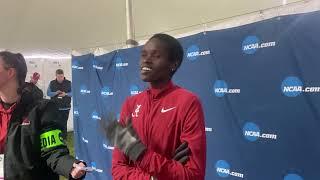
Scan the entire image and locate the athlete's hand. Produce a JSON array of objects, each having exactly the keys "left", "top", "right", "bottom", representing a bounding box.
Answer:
[
  {"left": 103, "top": 116, "right": 146, "bottom": 161},
  {"left": 173, "top": 142, "right": 190, "bottom": 165}
]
